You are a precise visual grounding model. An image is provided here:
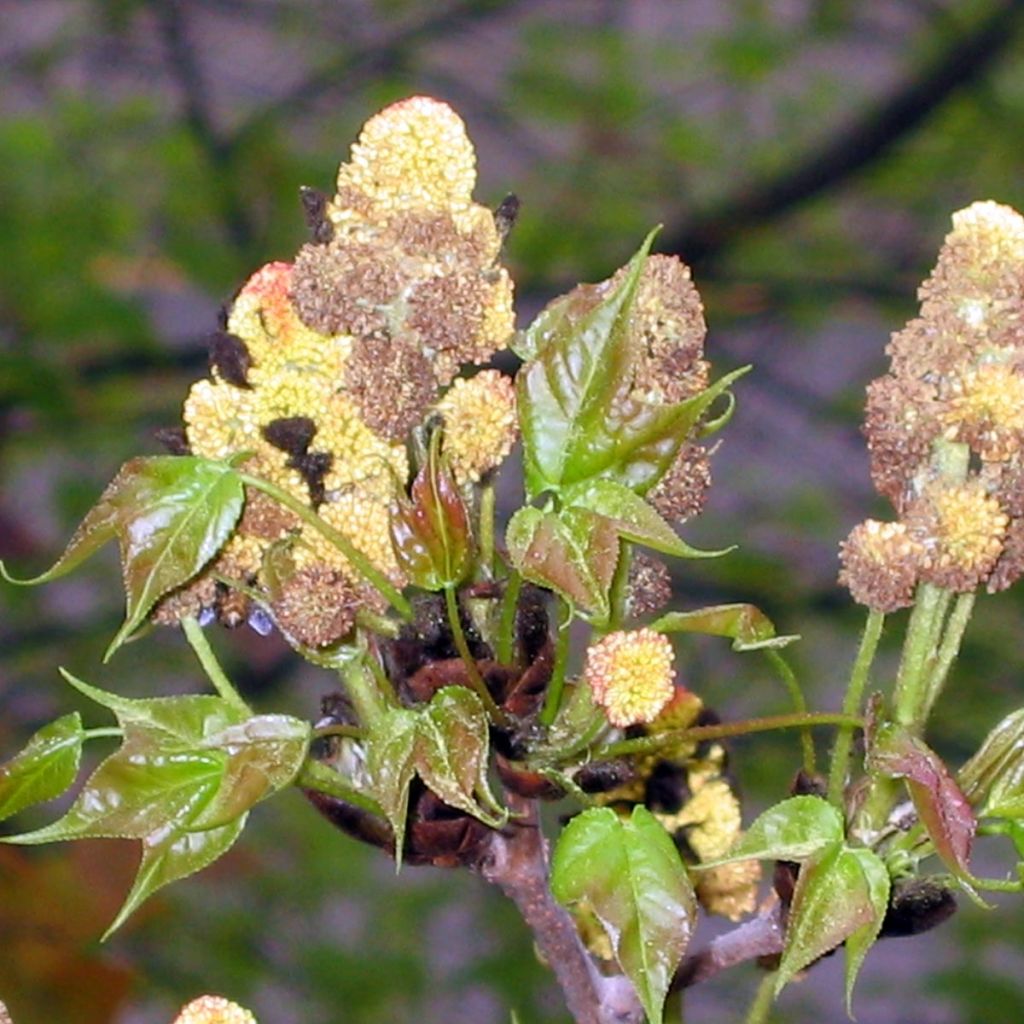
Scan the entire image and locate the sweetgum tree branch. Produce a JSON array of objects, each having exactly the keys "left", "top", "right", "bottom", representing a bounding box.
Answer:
[
  {"left": 476, "top": 792, "right": 644, "bottom": 1024},
  {"left": 663, "top": 0, "right": 1024, "bottom": 269}
]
